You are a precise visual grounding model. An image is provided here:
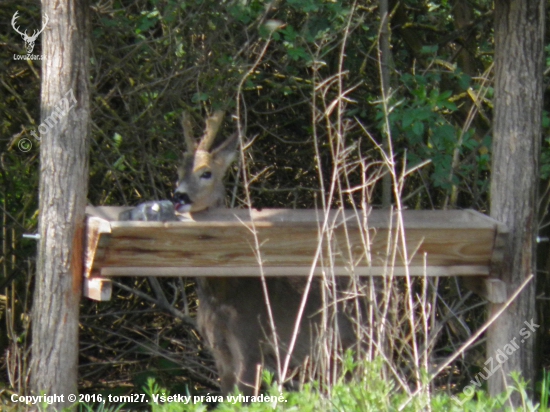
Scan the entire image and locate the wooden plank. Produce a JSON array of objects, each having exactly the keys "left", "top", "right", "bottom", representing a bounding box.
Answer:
[
  {"left": 84, "top": 207, "right": 506, "bottom": 278},
  {"left": 97, "top": 225, "right": 494, "bottom": 268},
  {"left": 484, "top": 278, "right": 507, "bottom": 303},
  {"left": 100, "top": 265, "right": 489, "bottom": 277},
  {"left": 82, "top": 276, "right": 112, "bottom": 301},
  {"left": 86, "top": 206, "right": 131, "bottom": 222},
  {"left": 86, "top": 206, "right": 503, "bottom": 228},
  {"left": 83, "top": 216, "right": 111, "bottom": 278}
]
